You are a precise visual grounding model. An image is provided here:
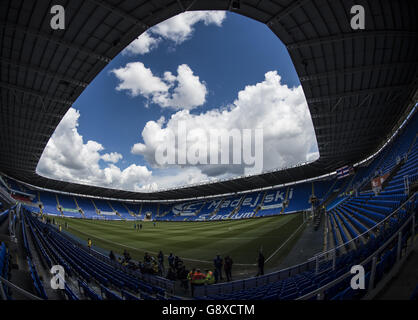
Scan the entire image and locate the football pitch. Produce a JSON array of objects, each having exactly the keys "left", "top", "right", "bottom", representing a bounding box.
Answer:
[{"left": 52, "top": 213, "right": 305, "bottom": 276}]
